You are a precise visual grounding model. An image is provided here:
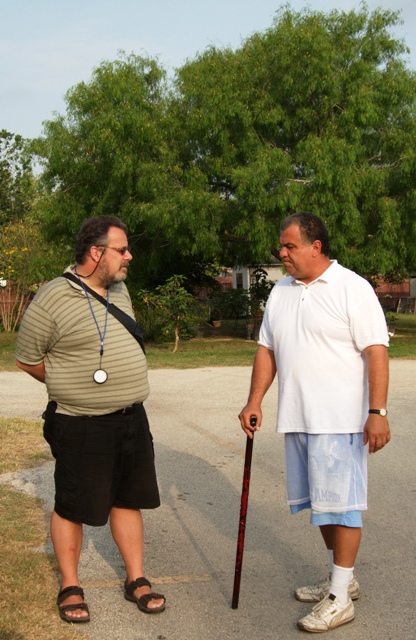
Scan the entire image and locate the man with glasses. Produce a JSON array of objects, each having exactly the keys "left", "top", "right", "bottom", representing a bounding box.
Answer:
[{"left": 16, "top": 216, "right": 165, "bottom": 623}]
